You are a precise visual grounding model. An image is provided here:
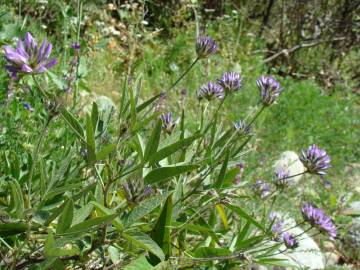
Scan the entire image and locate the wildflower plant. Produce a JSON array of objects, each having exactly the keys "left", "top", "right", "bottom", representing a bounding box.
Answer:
[{"left": 0, "top": 30, "right": 338, "bottom": 270}]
